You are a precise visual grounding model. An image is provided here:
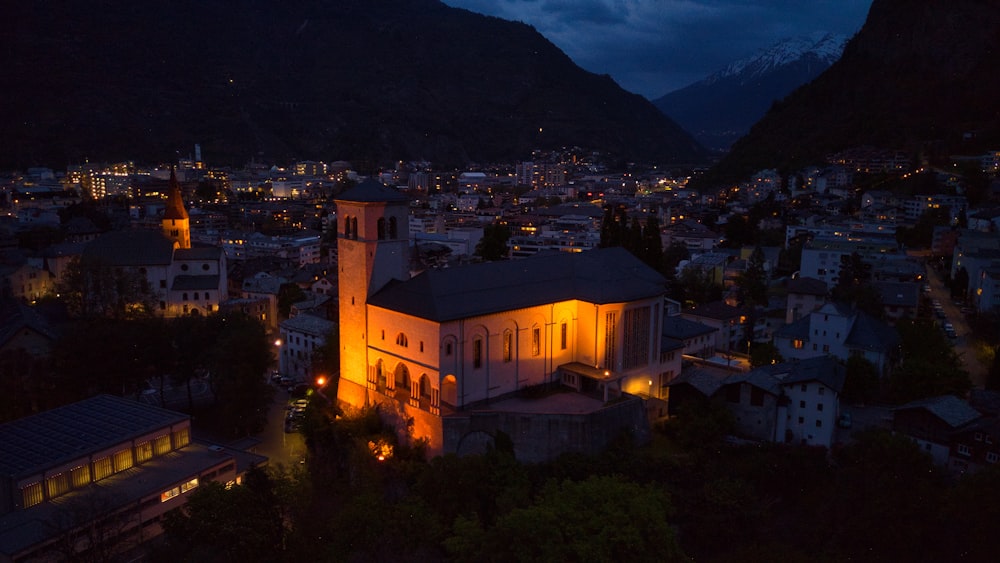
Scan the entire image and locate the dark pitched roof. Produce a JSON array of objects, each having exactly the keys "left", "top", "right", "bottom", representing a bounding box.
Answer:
[
  {"left": 844, "top": 310, "right": 900, "bottom": 352},
  {"left": 0, "top": 395, "right": 188, "bottom": 479},
  {"left": 776, "top": 356, "right": 846, "bottom": 393},
  {"left": 0, "top": 298, "right": 59, "bottom": 347},
  {"left": 874, "top": 281, "right": 919, "bottom": 307},
  {"left": 662, "top": 315, "right": 716, "bottom": 340},
  {"left": 83, "top": 229, "right": 174, "bottom": 266},
  {"left": 368, "top": 247, "right": 666, "bottom": 322},
  {"left": 336, "top": 178, "right": 409, "bottom": 203},
  {"left": 787, "top": 276, "right": 828, "bottom": 296},
  {"left": 723, "top": 367, "right": 783, "bottom": 396},
  {"left": 175, "top": 246, "right": 223, "bottom": 260},
  {"left": 667, "top": 365, "right": 731, "bottom": 397},
  {"left": 684, "top": 300, "right": 744, "bottom": 321},
  {"left": 894, "top": 395, "right": 981, "bottom": 429}
]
